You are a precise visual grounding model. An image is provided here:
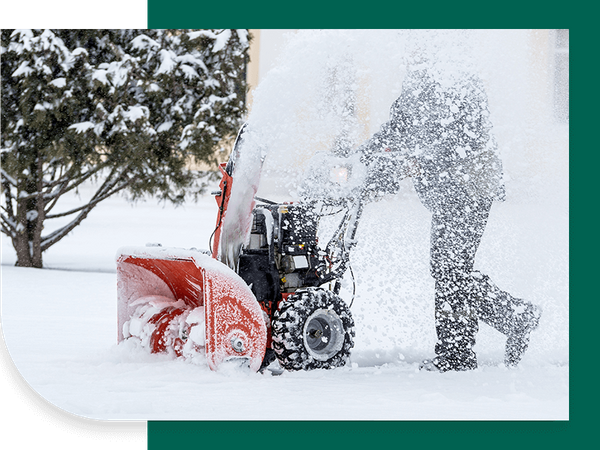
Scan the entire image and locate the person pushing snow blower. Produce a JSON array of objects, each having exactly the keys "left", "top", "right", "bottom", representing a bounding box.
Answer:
[{"left": 356, "top": 69, "right": 542, "bottom": 372}]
